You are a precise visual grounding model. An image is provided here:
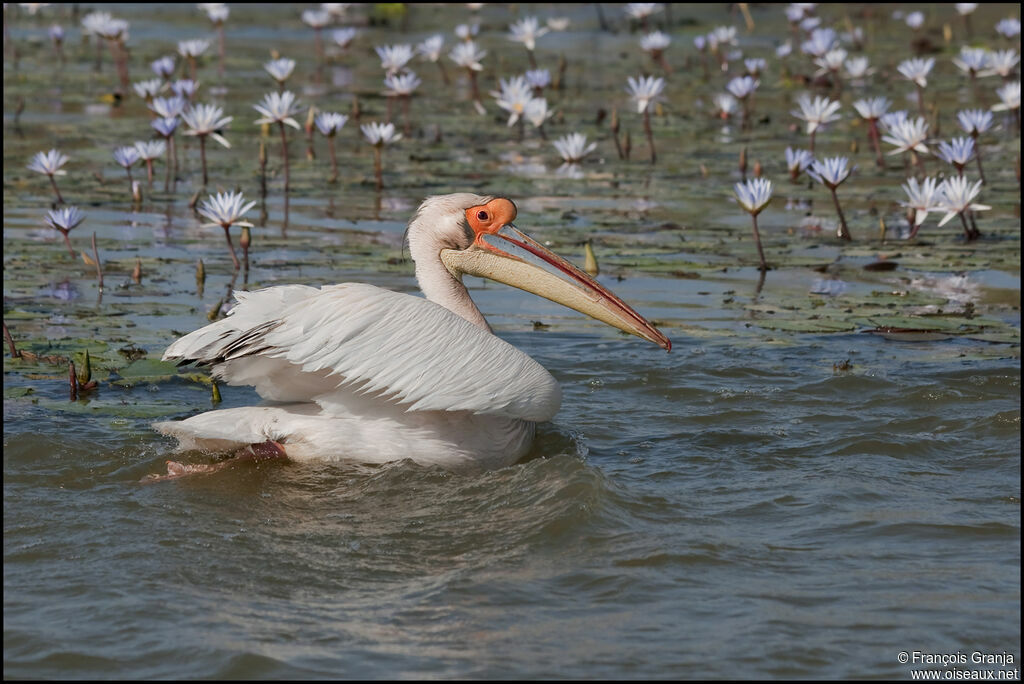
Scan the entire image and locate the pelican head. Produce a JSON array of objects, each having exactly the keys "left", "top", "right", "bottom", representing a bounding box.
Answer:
[{"left": 407, "top": 193, "right": 671, "bottom": 351}]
